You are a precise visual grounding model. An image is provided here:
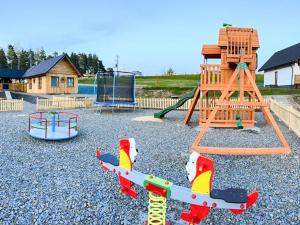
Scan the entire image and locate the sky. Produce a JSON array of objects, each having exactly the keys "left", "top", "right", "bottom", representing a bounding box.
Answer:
[{"left": 0, "top": 0, "right": 299, "bottom": 75}]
